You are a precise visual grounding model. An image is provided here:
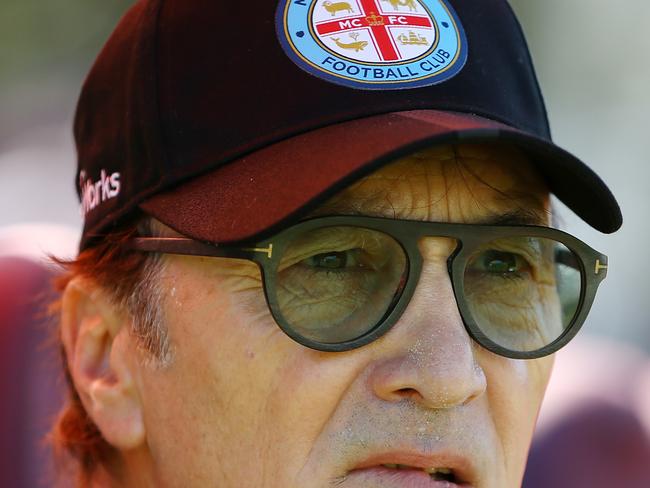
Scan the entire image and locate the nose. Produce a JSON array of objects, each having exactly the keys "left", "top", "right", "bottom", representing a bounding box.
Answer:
[{"left": 369, "top": 250, "right": 487, "bottom": 409}]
